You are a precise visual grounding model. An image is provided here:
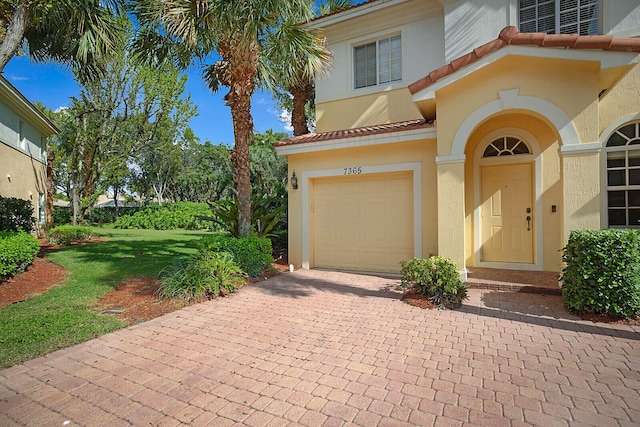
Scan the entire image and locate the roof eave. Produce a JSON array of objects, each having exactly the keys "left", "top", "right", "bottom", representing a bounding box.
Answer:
[
  {"left": 0, "top": 75, "right": 59, "bottom": 136},
  {"left": 308, "top": 0, "right": 408, "bottom": 29},
  {"left": 410, "top": 46, "right": 640, "bottom": 102}
]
